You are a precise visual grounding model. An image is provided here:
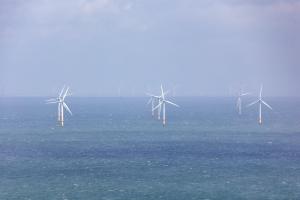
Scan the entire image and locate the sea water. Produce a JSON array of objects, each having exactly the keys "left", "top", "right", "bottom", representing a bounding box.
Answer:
[{"left": 0, "top": 97, "right": 300, "bottom": 200}]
